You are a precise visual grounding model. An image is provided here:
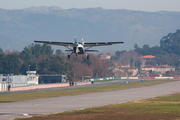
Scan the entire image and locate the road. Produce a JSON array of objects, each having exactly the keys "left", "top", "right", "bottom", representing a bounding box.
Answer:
[{"left": 0, "top": 80, "right": 180, "bottom": 120}]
